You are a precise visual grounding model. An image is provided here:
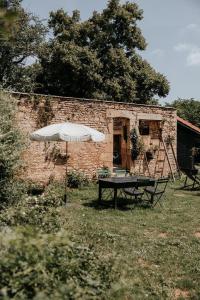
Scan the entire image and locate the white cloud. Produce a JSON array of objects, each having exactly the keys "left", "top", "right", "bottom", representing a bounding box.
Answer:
[
  {"left": 174, "top": 43, "right": 194, "bottom": 52},
  {"left": 174, "top": 43, "right": 200, "bottom": 66},
  {"left": 181, "top": 23, "right": 200, "bottom": 35},
  {"left": 187, "top": 49, "right": 200, "bottom": 66},
  {"left": 150, "top": 48, "right": 164, "bottom": 57},
  {"left": 186, "top": 23, "right": 199, "bottom": 31}
]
